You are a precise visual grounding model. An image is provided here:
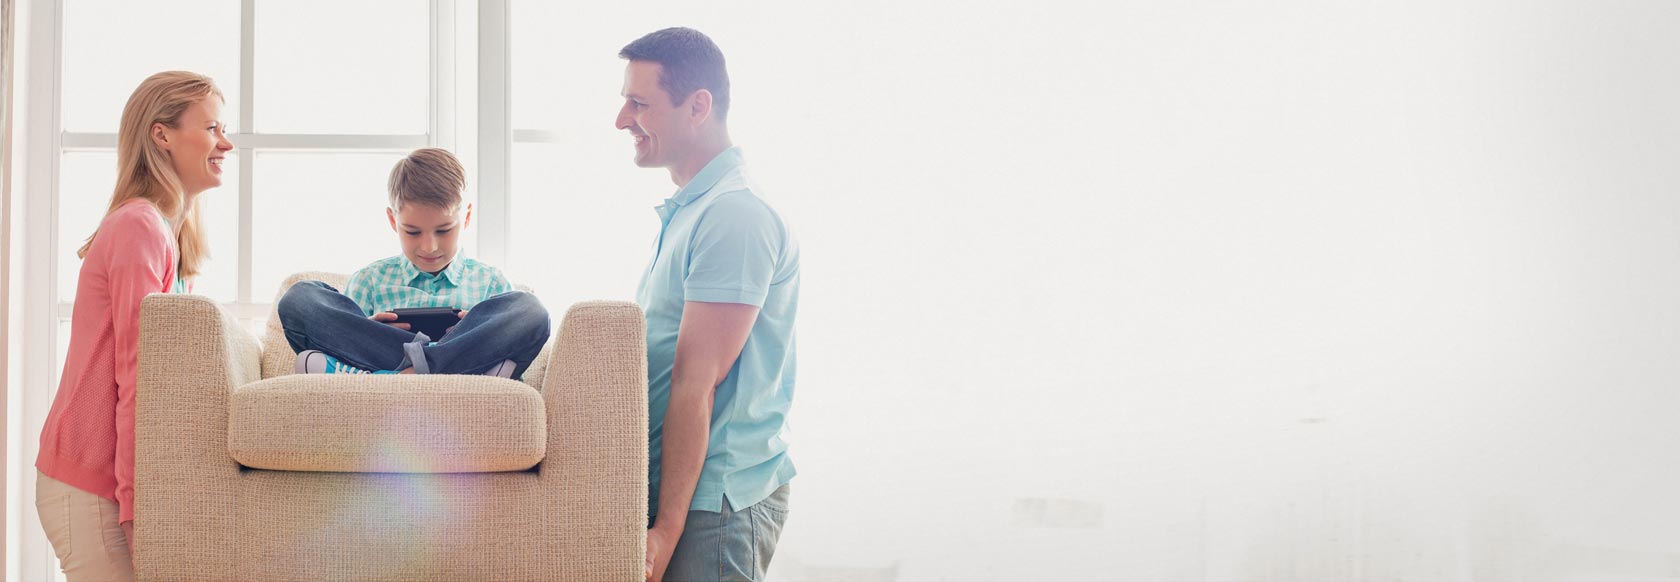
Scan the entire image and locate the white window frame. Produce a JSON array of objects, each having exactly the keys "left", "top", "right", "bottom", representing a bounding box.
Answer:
[{"left": 9, "top": 1, "right": 510, "bottom": 579}]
